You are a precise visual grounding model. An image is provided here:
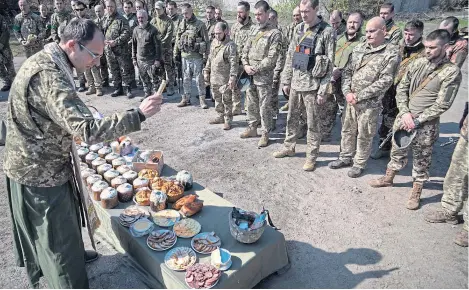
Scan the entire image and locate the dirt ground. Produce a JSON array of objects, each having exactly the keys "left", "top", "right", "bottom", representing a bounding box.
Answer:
[{"left": 0, "top": 24, "right": 468, "bottom": 289}]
